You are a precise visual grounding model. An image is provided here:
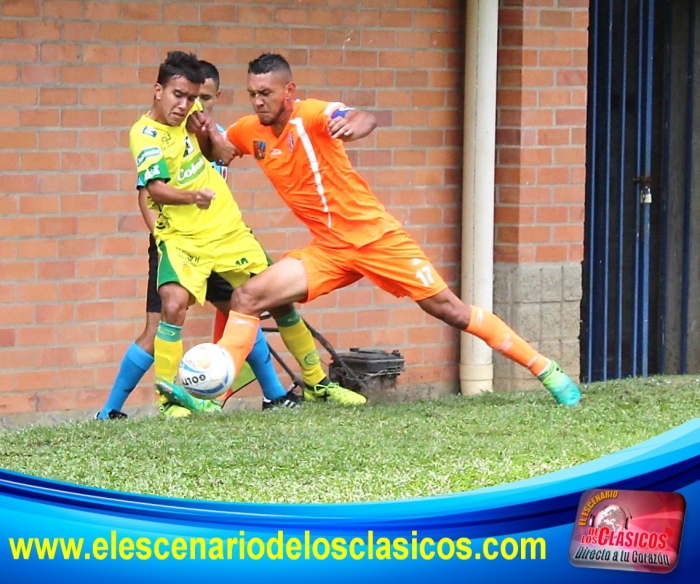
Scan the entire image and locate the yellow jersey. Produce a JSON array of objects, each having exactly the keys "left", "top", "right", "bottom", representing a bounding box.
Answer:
[{"left": 129, "top": 108, "right": 242, "bottom": 240}]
